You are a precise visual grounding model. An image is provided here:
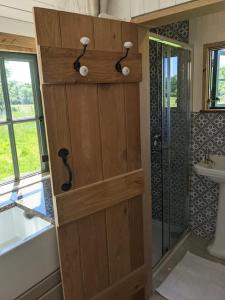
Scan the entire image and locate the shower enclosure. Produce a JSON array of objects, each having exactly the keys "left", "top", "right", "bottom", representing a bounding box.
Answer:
[{"left": 150, "top": 34, "right": 191, "bottom": 266}]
